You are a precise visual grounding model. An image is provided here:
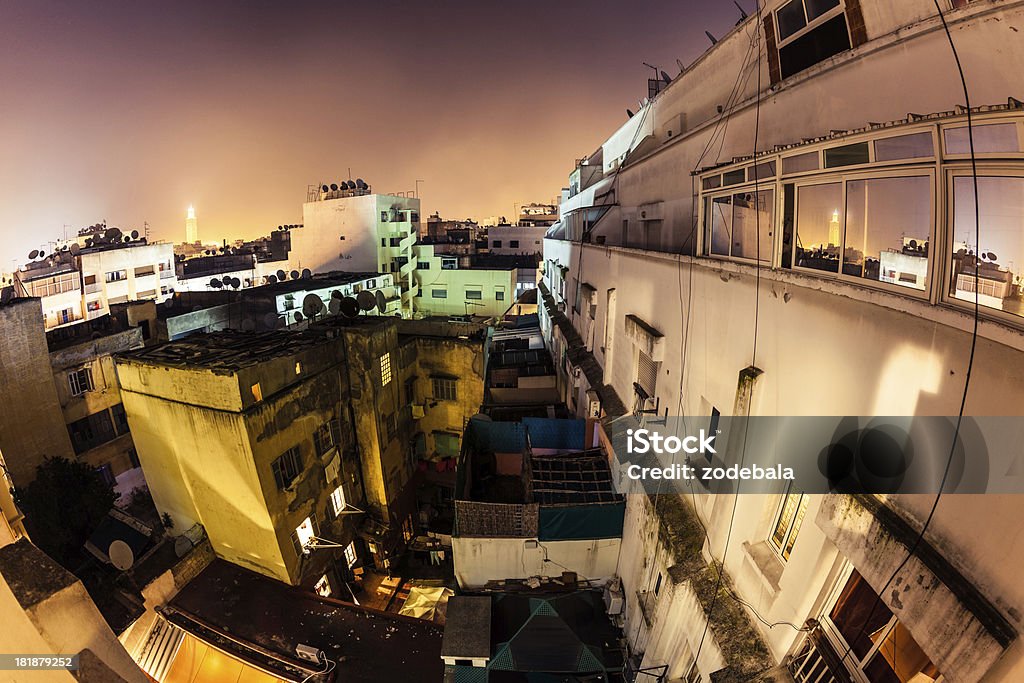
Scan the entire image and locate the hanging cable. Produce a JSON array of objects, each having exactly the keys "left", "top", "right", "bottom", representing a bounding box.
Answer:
[{"left": 834, "top": 0, "right": 981, "bottom": 669}]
